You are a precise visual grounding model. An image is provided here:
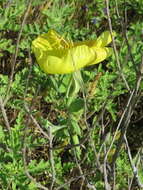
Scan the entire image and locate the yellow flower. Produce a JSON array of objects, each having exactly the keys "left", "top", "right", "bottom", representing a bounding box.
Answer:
[{"left": 32, "top": 30, "right": 113, "bottom": 74}]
